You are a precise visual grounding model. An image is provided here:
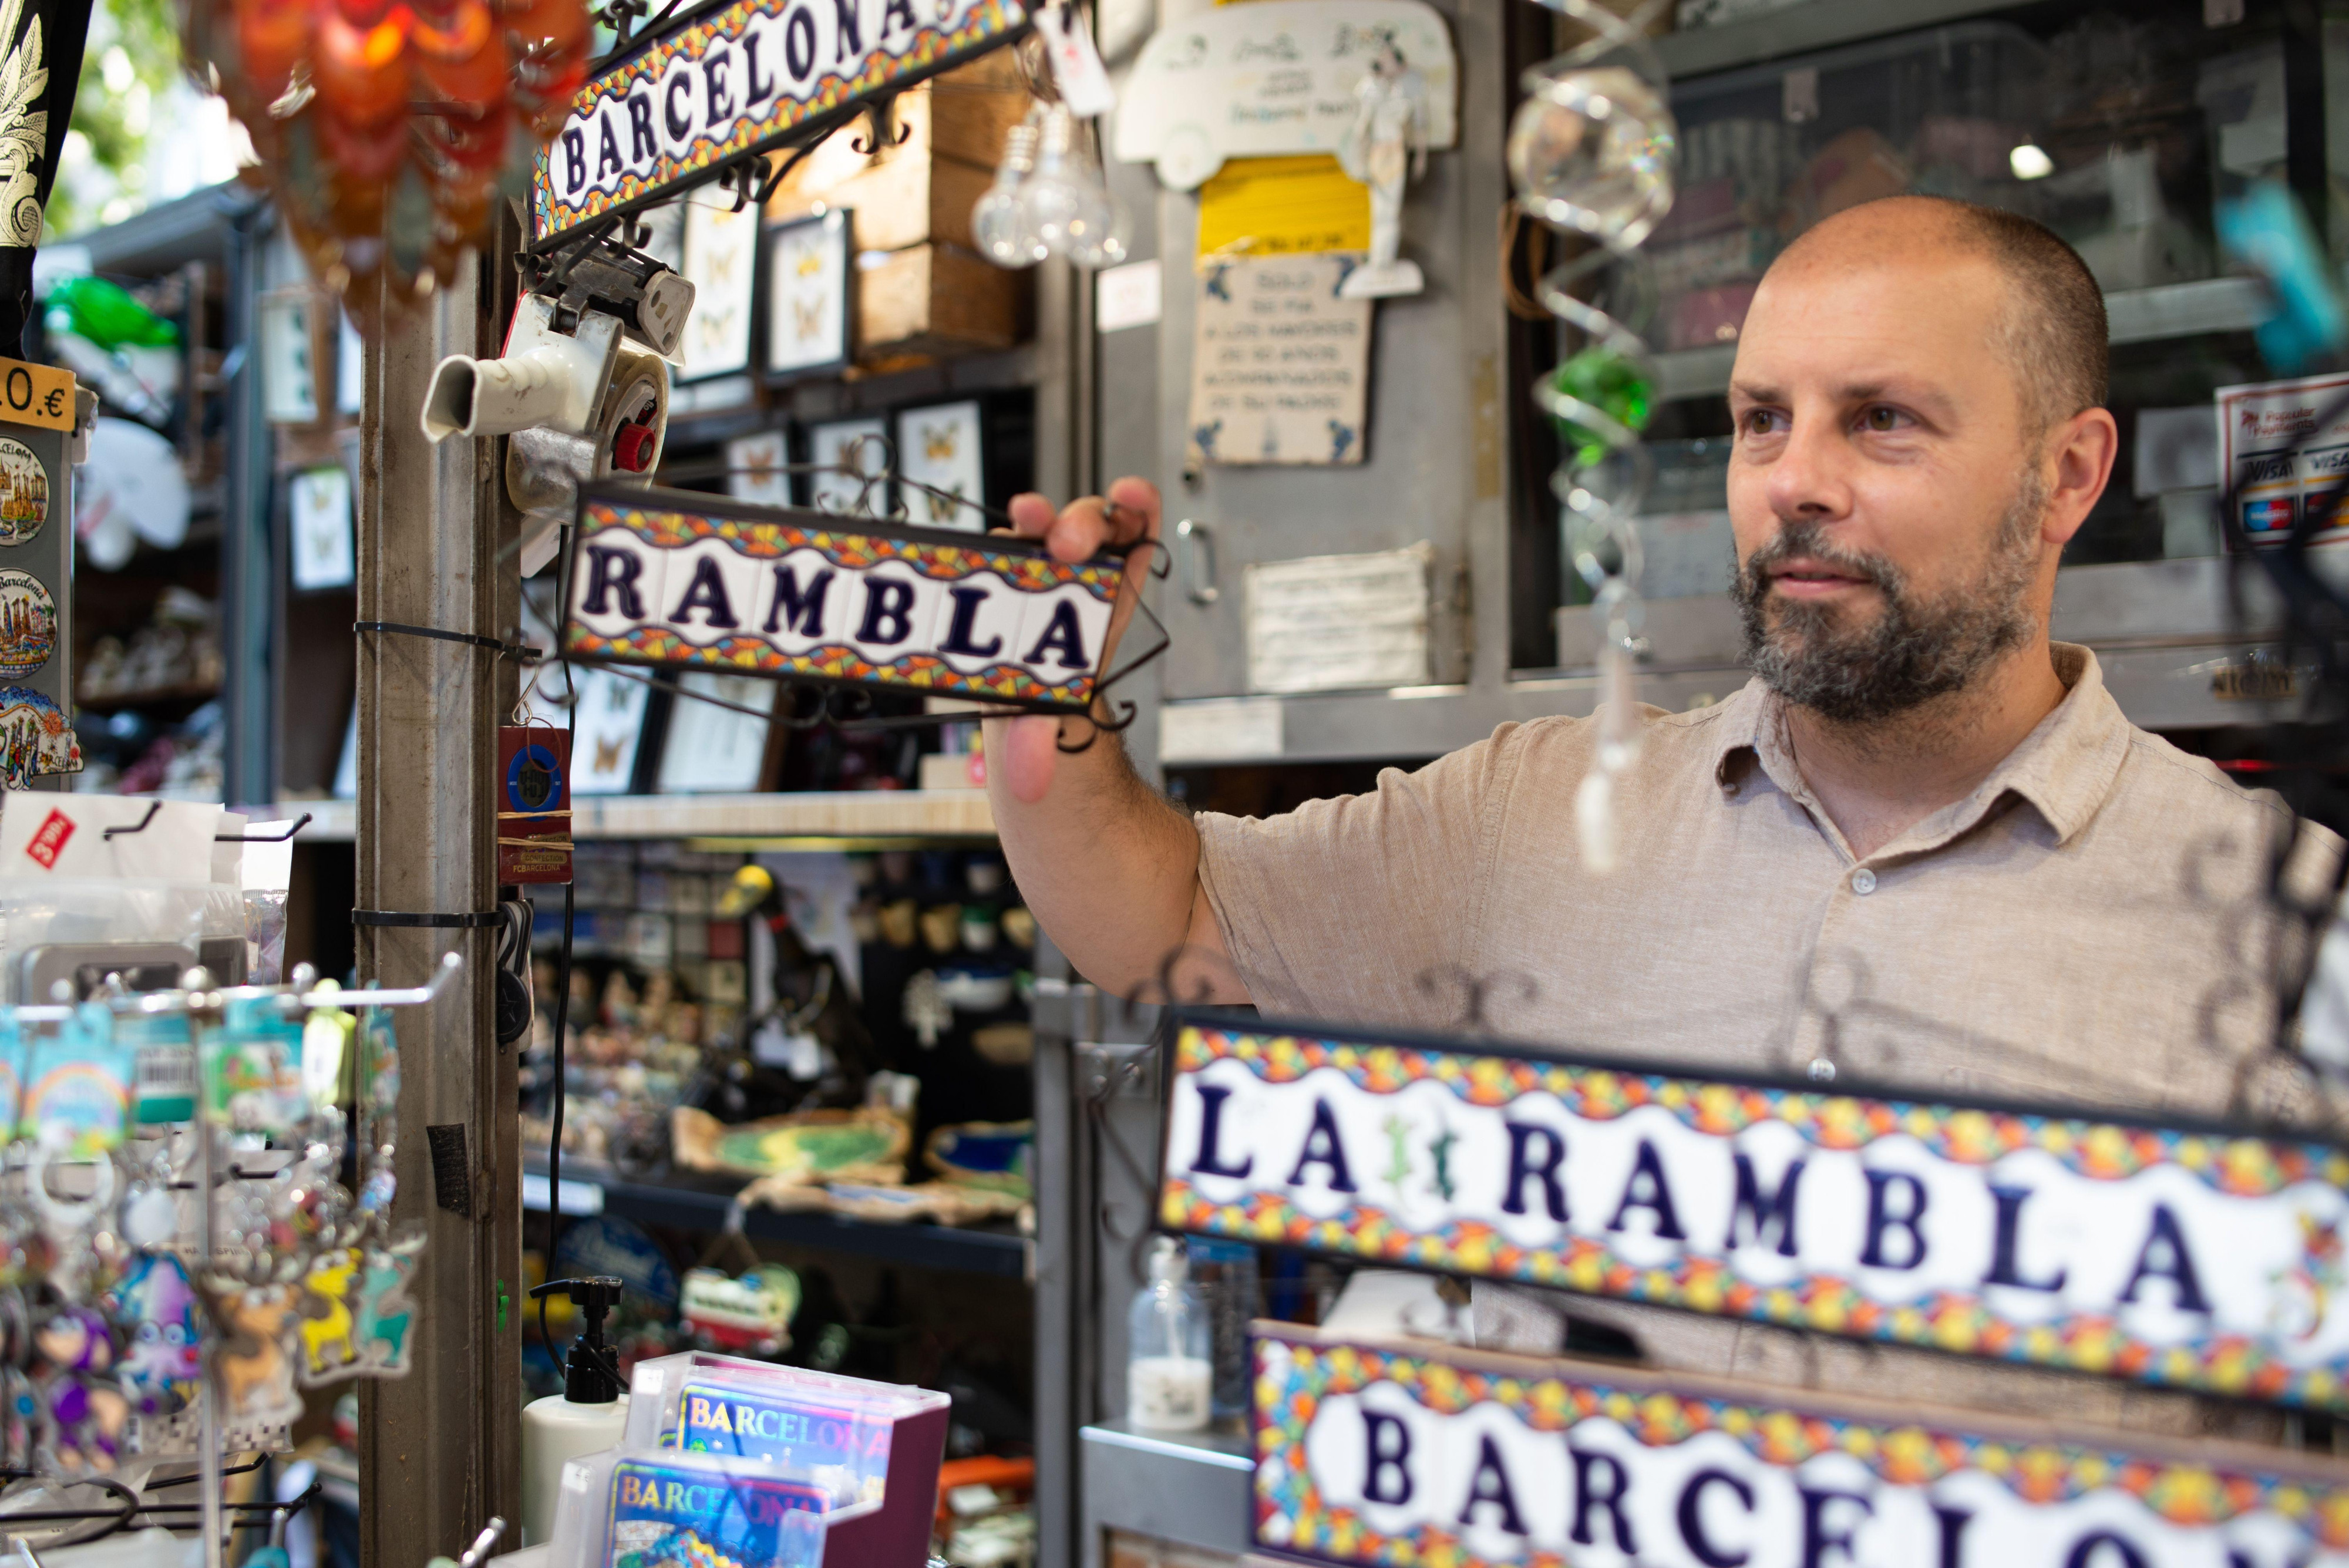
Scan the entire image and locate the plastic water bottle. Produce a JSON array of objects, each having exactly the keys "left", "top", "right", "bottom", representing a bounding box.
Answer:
[{"left": 1126, "top": 1237, "right": 1211, "bottom": 1432}]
